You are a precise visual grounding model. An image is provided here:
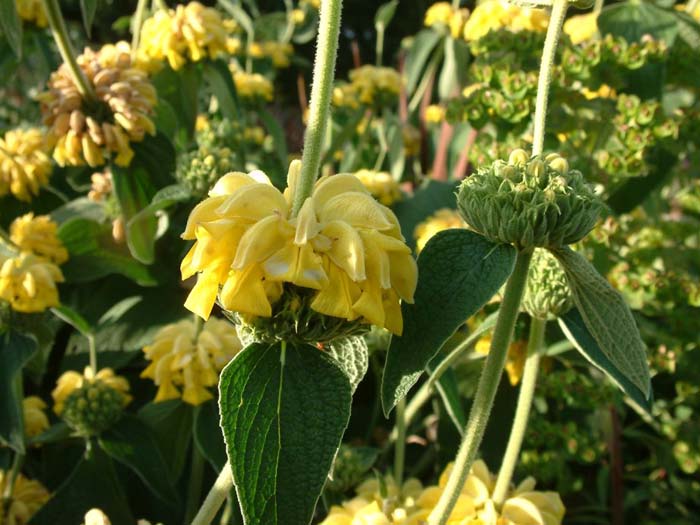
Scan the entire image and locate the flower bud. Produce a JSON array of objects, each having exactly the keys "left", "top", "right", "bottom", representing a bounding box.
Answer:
[
  {"left": 522, "top": 249, "right": 573, "bottom": 319},
  {"left": 61, "top": 380, "right": 127, "bottom": 437},
  {"left": 457, "top": 151, "right": 602, "bottom": 249}
]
